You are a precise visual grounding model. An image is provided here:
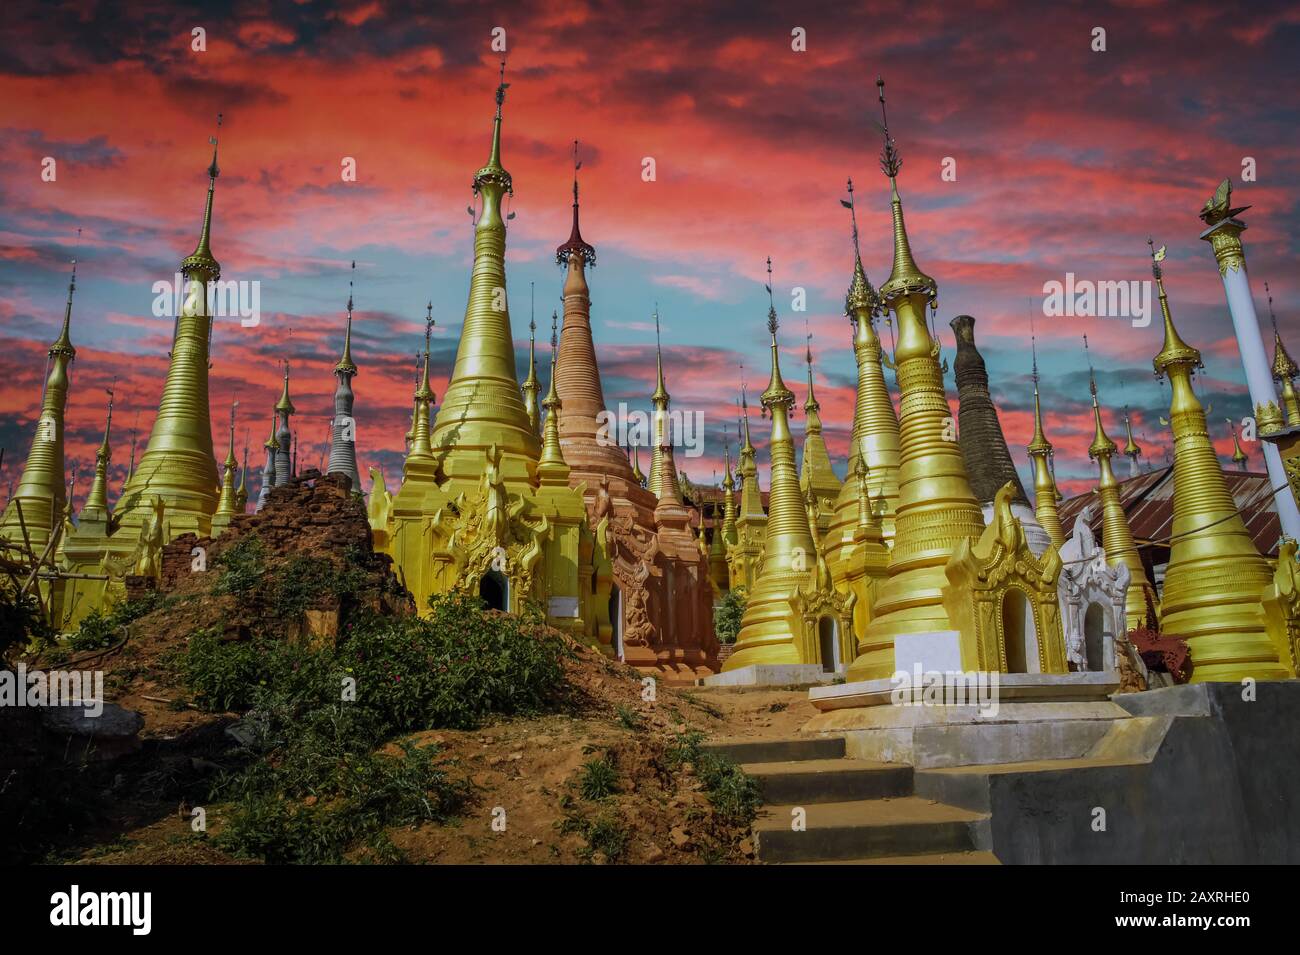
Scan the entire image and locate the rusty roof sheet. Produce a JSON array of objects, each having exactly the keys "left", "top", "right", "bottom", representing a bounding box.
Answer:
[{"left": 1058, "top": 466, "right": 1283, "bottom": 558}]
